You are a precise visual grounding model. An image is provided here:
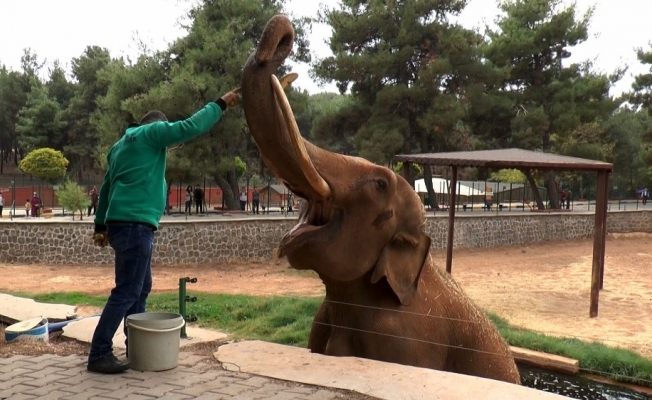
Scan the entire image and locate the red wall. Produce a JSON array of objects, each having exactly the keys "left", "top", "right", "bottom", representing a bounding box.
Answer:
[
  {"left": 0, "top": 187, "right": 292, "bottom": 210},
  {"left": 0, "top": 187, "right": 56, "bottom": 208}
]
